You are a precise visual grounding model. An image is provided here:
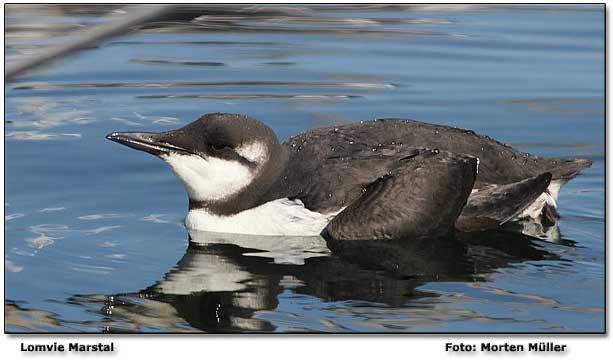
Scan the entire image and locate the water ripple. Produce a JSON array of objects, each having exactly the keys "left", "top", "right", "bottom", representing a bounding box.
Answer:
[
  {"left": 137, "top": 94, "right": 361, "bottom": 100},
  {"left": 5, "top": 213, "right": 25, "bottom": 221},
  {"left": 5, "top": 131, "right": 82, "bottom": 140},
  {"left": 130, "top": 57, "right": 225, "bottom": 67},
  {"left": 5, "top": 260, "right": 24, "bottom": 273},
  {"left": 78, "top": 213, "right": 123, "bottom": 221},
  {"left": 13, "top": 81, "right": 396, "bottom": 91},
  {"left": 142, "top": 21, "right": 453, "bottom": 37}
]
